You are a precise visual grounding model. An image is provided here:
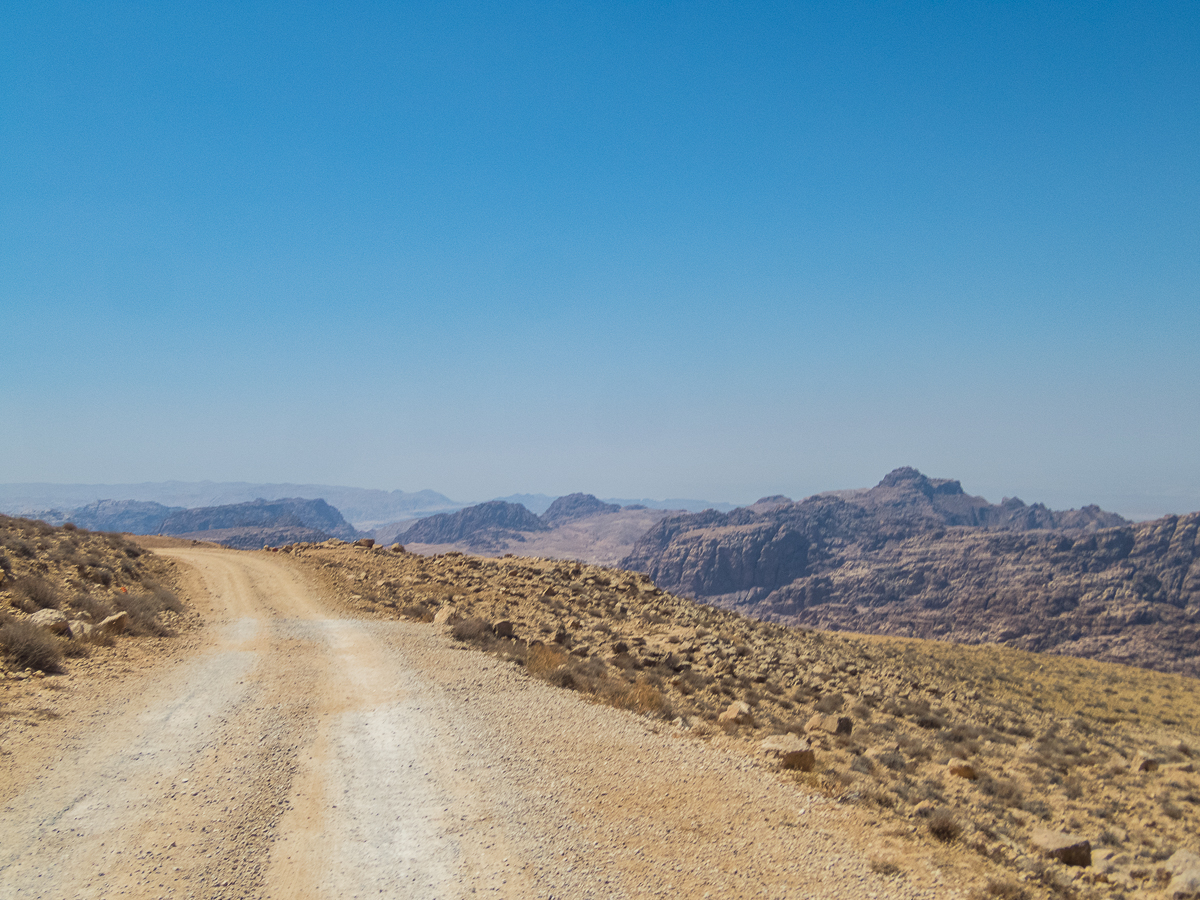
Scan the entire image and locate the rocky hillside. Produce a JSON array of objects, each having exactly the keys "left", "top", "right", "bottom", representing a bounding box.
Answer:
[
  {"left": 400, "top": 500, "right": 548, "bottom": 549},
  {"left": 159, "top": 498, "right": 360, "bottom": 546},
  {"left": 620, "top": 469, "right": 1200, "bottom": 677},
  {"left": 284, "top": 538, "right": 1200, "bottom": 899},
  {"left": 0, "top": 514, "right": 185, "bottom": 675}
]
